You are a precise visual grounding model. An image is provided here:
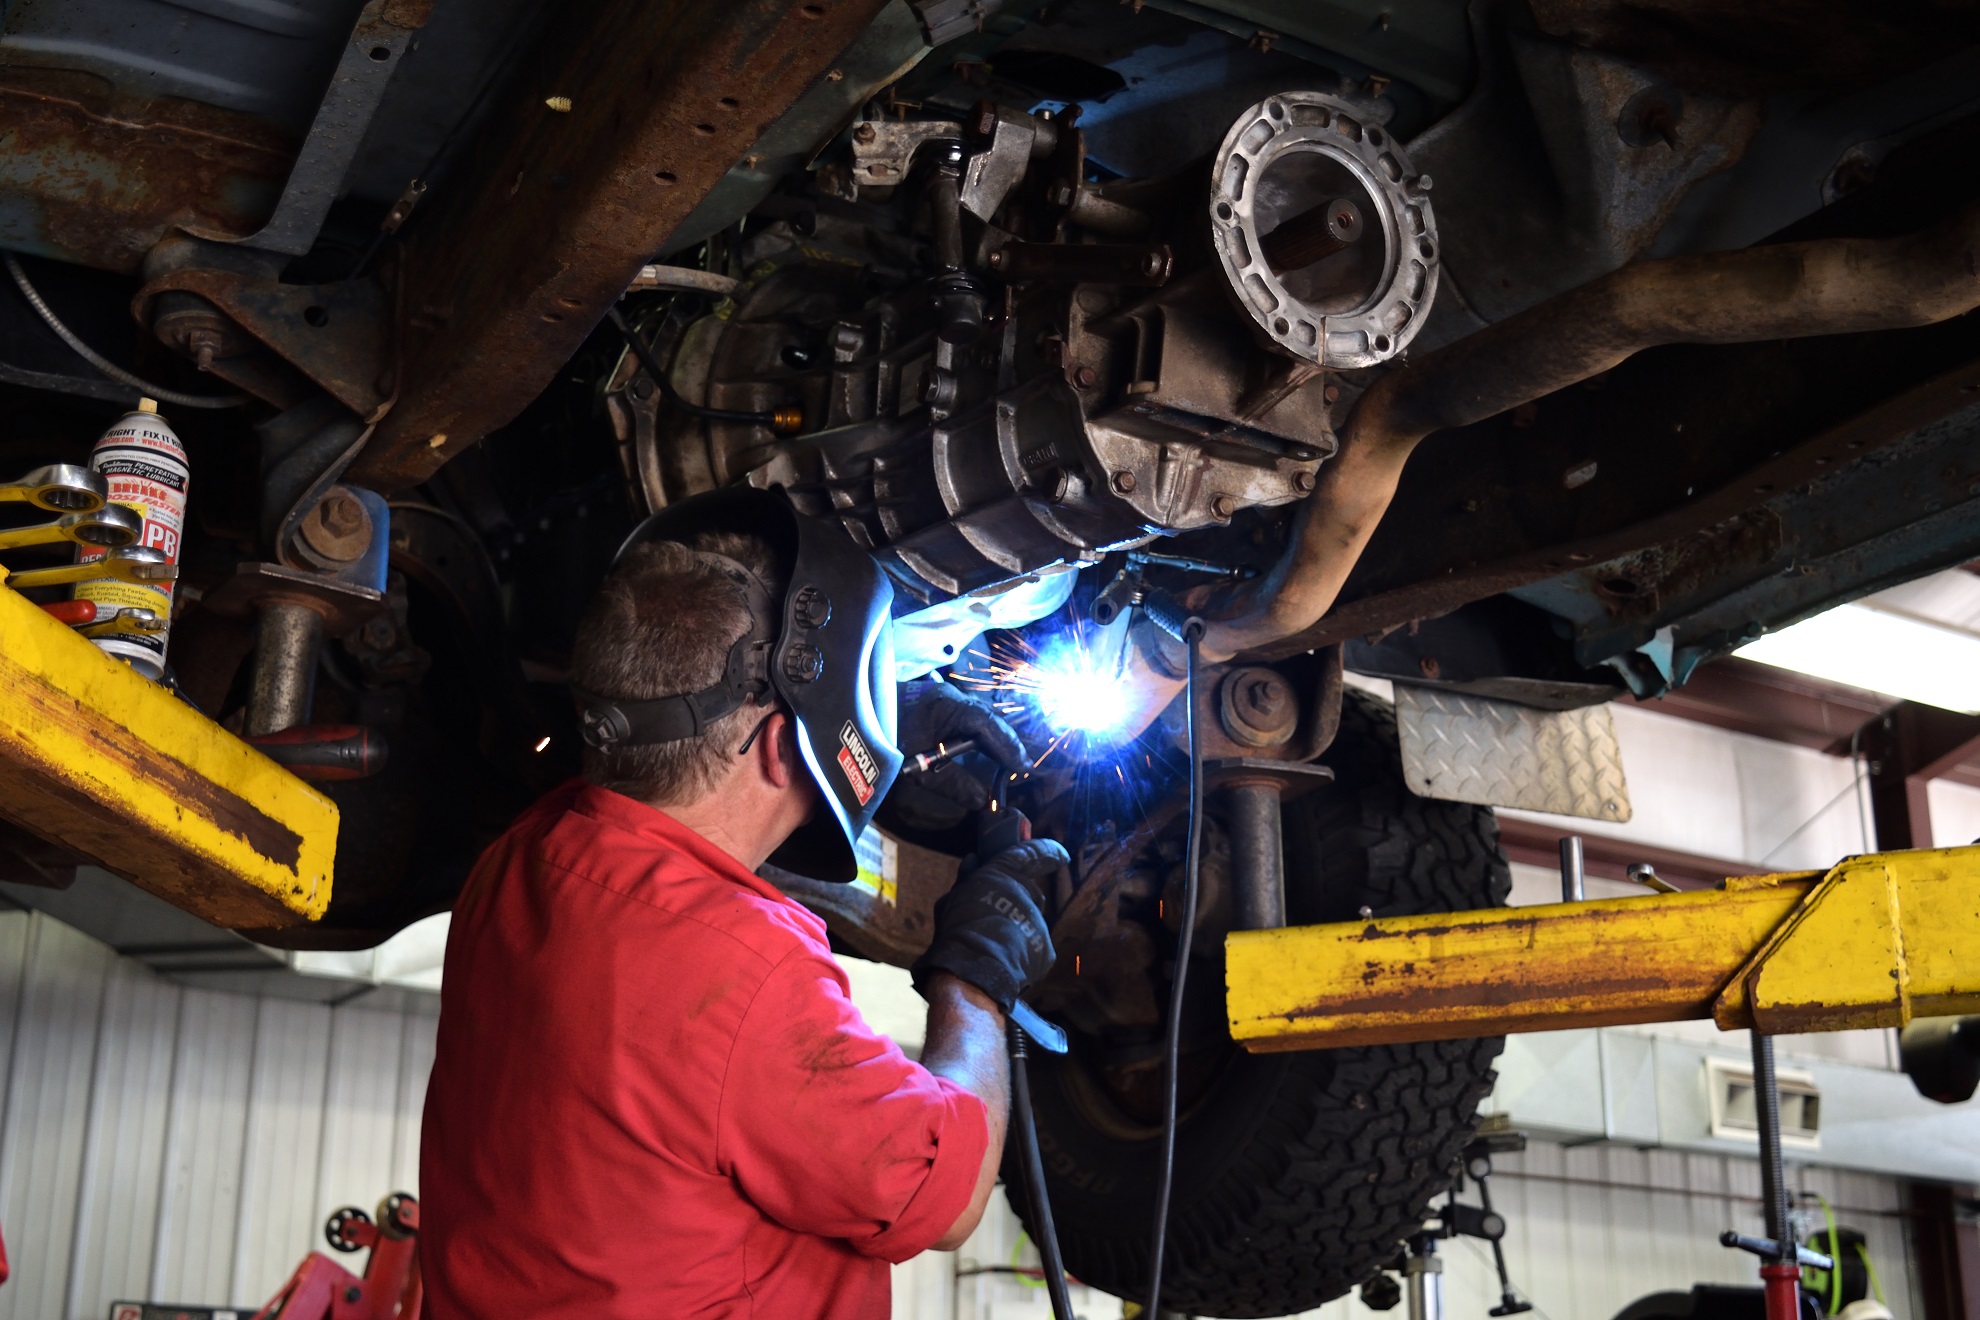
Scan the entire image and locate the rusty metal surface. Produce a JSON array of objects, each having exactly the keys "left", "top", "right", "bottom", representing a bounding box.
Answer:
[
  {"left": 1226, "top": 875, "right": 1813, "bottom": 1053},
  {"left": 0, "top": 571, "right": 336, "bottom": 928},
  {"left": 348, "top": 0, "right": 893, "bottom": 493},
  {"left": 137, "top": 238, "right": 394, "bottom": 418},
  {"left": 1167, "top": 202, "right": 1980, "bottom": 669},
  {"left": 1227, "top": 844, "right": 1980, "bottom": 1052},
  {"left": 1527, "top": 0, "right": 1980, "bottom": 97},
  {"left": 0, "top": 70, "right": 292, "bottom": 274}
]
